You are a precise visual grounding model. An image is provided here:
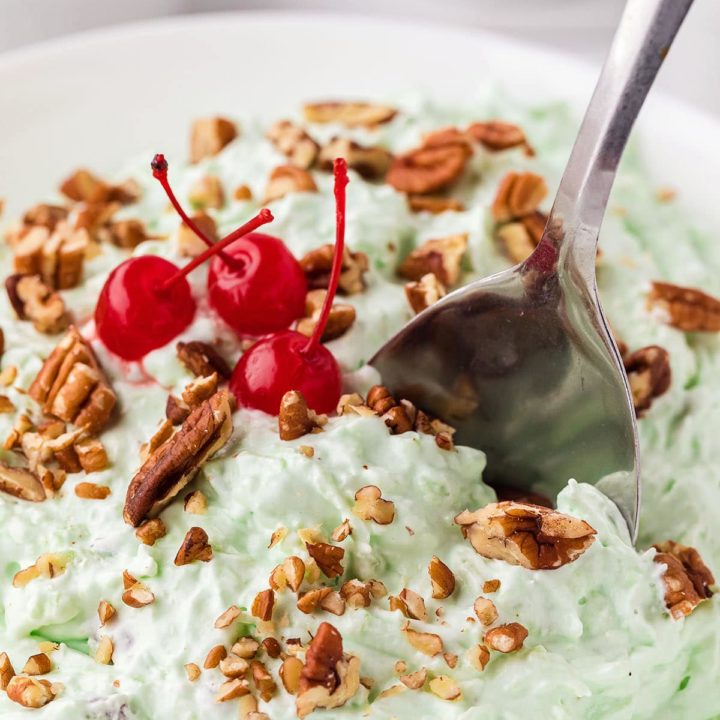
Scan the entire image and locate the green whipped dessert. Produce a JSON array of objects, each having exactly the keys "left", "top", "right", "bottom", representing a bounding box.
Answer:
[{"left": 0, "top": 97, "right": 717, "bottom": 720}]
